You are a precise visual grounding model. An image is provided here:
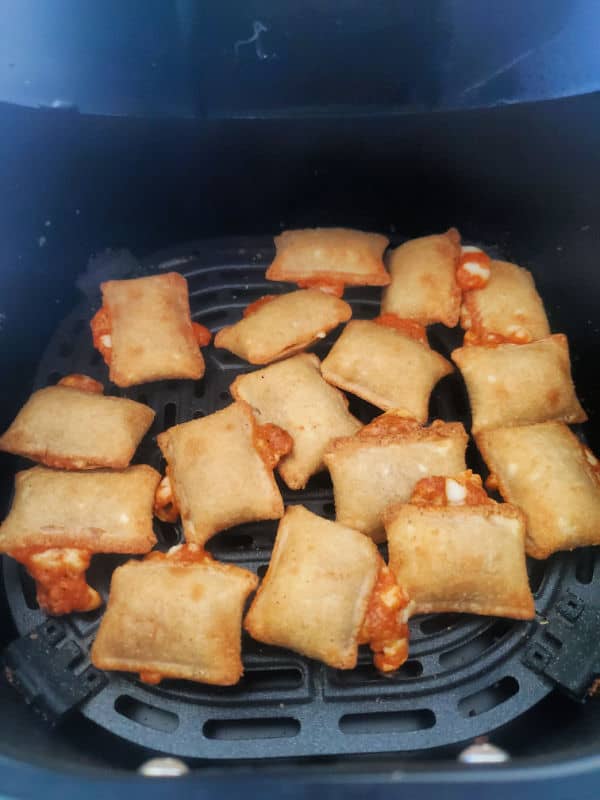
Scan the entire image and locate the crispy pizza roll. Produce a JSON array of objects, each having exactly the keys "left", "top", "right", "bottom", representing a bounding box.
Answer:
[
  {"left": 0, "top": 465, "right": 160, "bottom": 615},
  {"left": 265, "top": 228, "right": 390, "bottom": 294},
  {"left": 452, "top": 334, "right": 586, "bottom": 433},
  {"left": 381, "top": 229, "right": 462, "bottom": 327},
  {"left": 230, "top": 354, "right": 362, "bottom": 490},
  {"left": 477, "top": 423, "right": 600, "bottom": 559},
  {"left": 324, "top": 414, "right": 468, "bottom": 542},
  {"left": 91, "top": 272, "right": 211, "bottom": 387},
  {"left": 460, "top": 259, "right": 551, "bottom": 345},
  {"left": 91, "top": 545, "right": 258, "bottom": 686},
  {"left": 245, "top": 506, "right": 410, "bottom": 672},
  {"left": 157, "top": 402, "right": 288, "bottom": 544},
  {"left": 214, "top": 289, "right": 352, "bottom": 364},
  {"left": 320, "top": 319, "right": 453, "bottom": 418},
  {"left": 0, "top": 382, "right": 154, "bottom": 469},
  {"left": 386, "top": 503, "right": 534, "bottom": 619}
]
